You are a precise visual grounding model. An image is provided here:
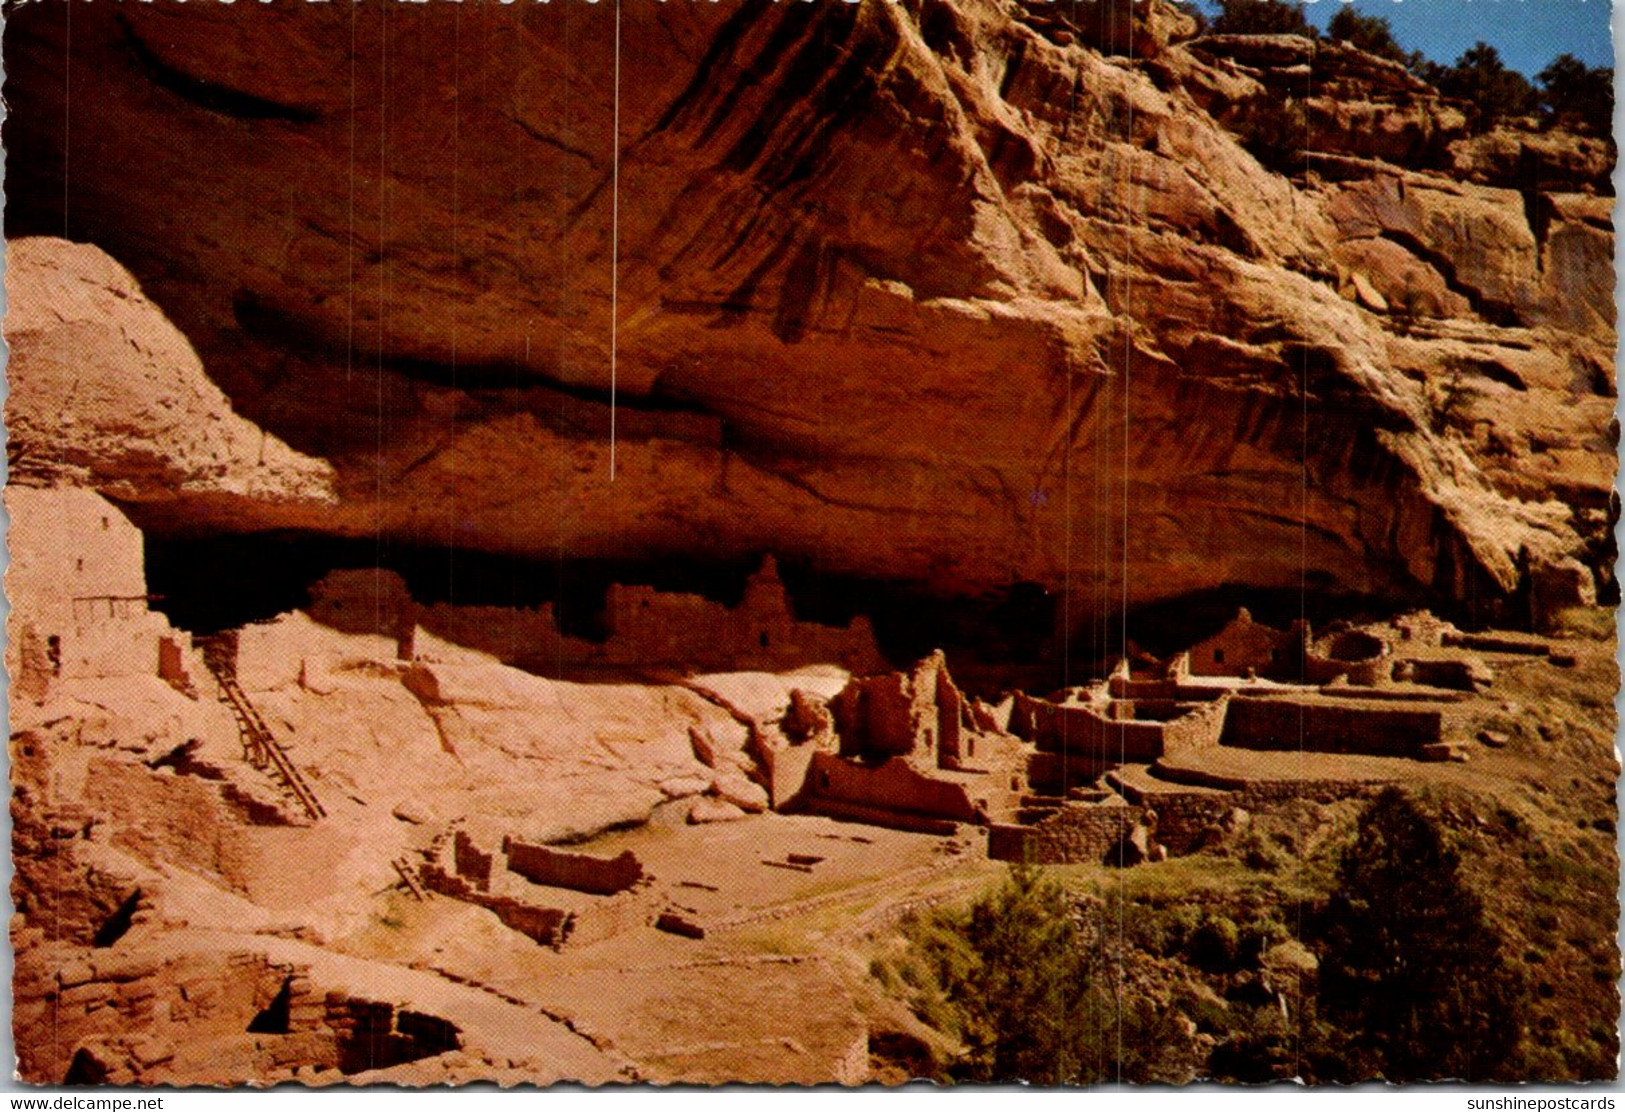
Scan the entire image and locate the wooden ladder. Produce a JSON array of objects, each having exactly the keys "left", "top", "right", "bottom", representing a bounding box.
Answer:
[
  {"left": 392, "top": 857, "right": 432, "bottom": 902},
  {"left": 199, "top": 638, "right": 327, "bottom": 822}
]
